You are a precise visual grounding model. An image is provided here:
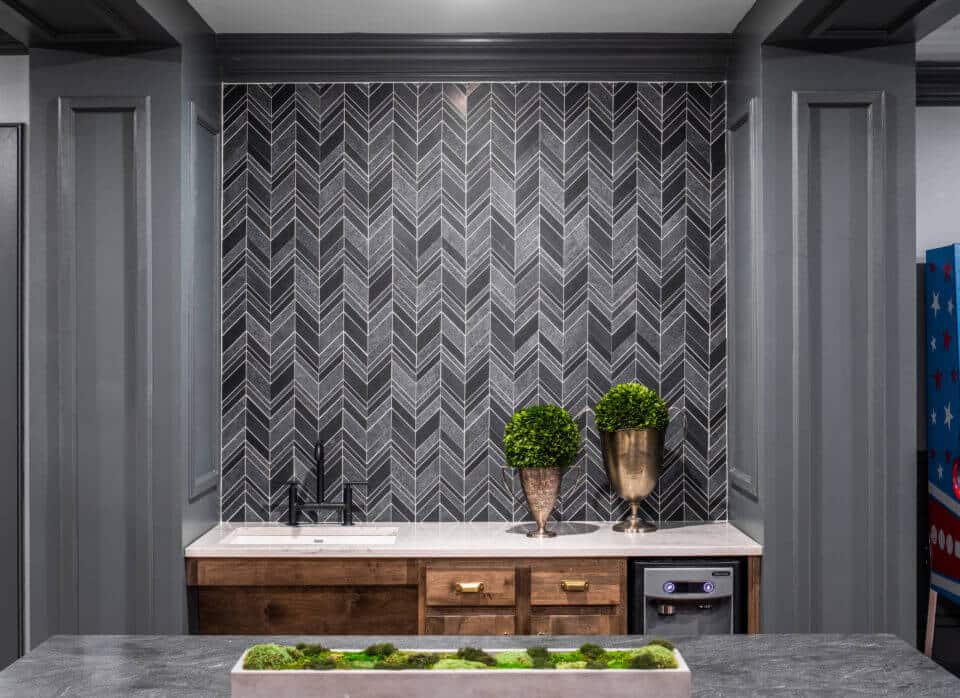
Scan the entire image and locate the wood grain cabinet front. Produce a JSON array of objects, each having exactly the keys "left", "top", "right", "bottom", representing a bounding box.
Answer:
[
  {"left": 424, "top": 567, "right": 517, "bottom": 607},
  {"left": 188, "top": 555, "right": 761, "bottom": 635},
  {"left": 529, "top": 560, "right": 624, "bottom": 606}
]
